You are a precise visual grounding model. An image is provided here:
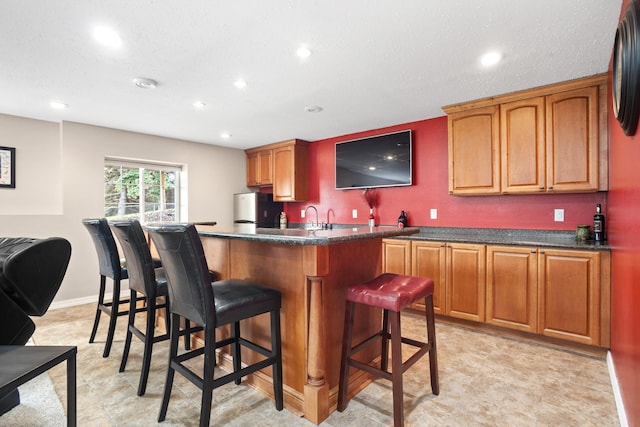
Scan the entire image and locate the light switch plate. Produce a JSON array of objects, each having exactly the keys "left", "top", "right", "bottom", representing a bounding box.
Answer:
[
  {"left": 430, "top": 208, "right": 438, "bottom": 219},
  {"left": 554, "top": 209, "right": 564, "bottom": 222},
  {"left": 301, "top": 210, "right": 306, "bottom": 218},
  {"left": 352, "top": 209, "right": 358, "bottom": 219}
]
